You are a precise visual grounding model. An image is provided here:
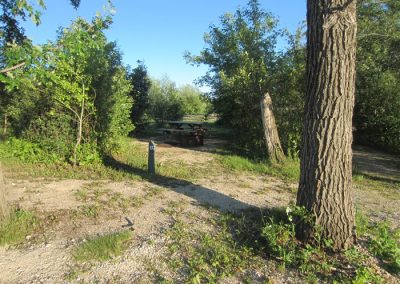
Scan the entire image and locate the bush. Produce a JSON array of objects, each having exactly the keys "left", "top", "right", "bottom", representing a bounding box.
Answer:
[{"left": 0, "top": 138, "right": 60, "bottom": 163}]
